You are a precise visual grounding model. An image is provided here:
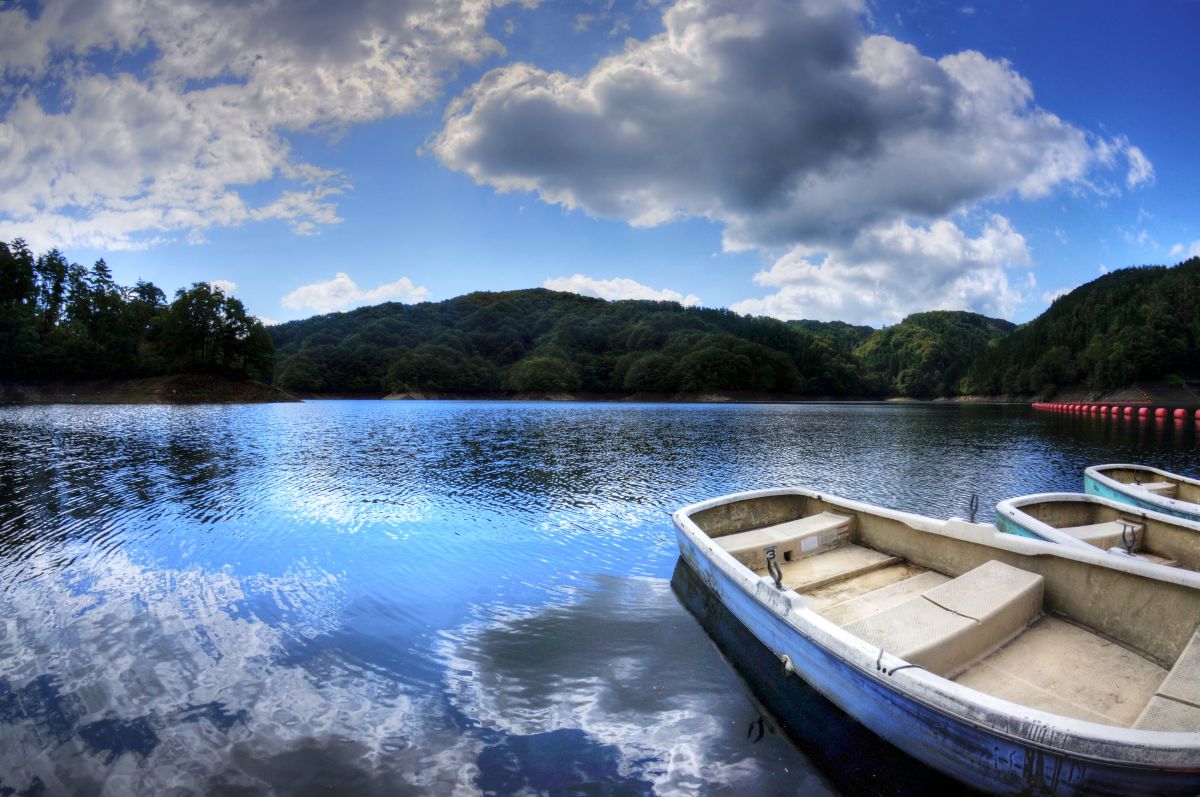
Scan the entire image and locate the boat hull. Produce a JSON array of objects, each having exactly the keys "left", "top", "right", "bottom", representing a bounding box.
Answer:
[
  {"left": 1084, "top": 473, "right": 1200, "bottom": 524},
  {"left": 996, "top": 513, "right": 1058, "bottom": 543},
  {"left": 670, "top": 558, "right": 974, "bottom": 796},
  {"left": 674, "top": 493, "right": 1200, "bottom": 796}
]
